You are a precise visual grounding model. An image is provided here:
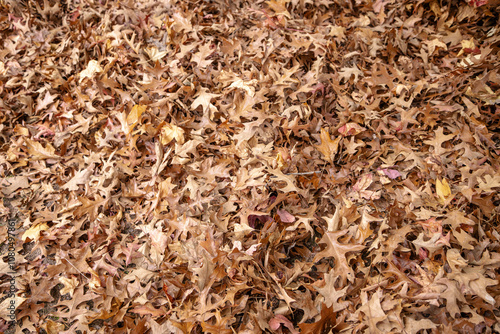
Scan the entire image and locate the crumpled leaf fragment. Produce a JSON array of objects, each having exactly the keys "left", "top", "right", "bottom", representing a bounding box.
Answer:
[
  {"left": 22, "top": 223, "right": 49, "bottom": 242},
  {"left": 79, "top": 60, "right": 102, "bottom": 83},
  {"left": 379, "top": 168, "right": 401, "bottom": 179},
  {"left": 277, "top": 209, "right": 295, "bottom": 223},
  {"left": 59, "top": 276, "right": 79, "bottom": 297},
  {"left": 144, "top": 46, "right": 167, "bottom": 62},
  {"left": 338, "top": 123, "right": 365, "bottom": 136},
  {"left": 349, "top": 173, "right": 381, "bottom": 201},
  {"left": 466, "top": 0, "right": 488, "bottom": 8},
  {"left": 269, "top": 314, "right": 299, "bottom": 334},
  {"left": 160, "top": 123, "right": 185, "bottom": 145},
  {"left": 229, "top": 78, "right": 258, "bottom": 97}
]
